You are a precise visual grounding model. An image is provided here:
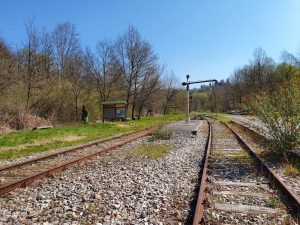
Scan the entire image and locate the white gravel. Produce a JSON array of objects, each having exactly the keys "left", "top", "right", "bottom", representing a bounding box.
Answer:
[{"left": 0, "top": 120, "right": 208, "bottom": 225}]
